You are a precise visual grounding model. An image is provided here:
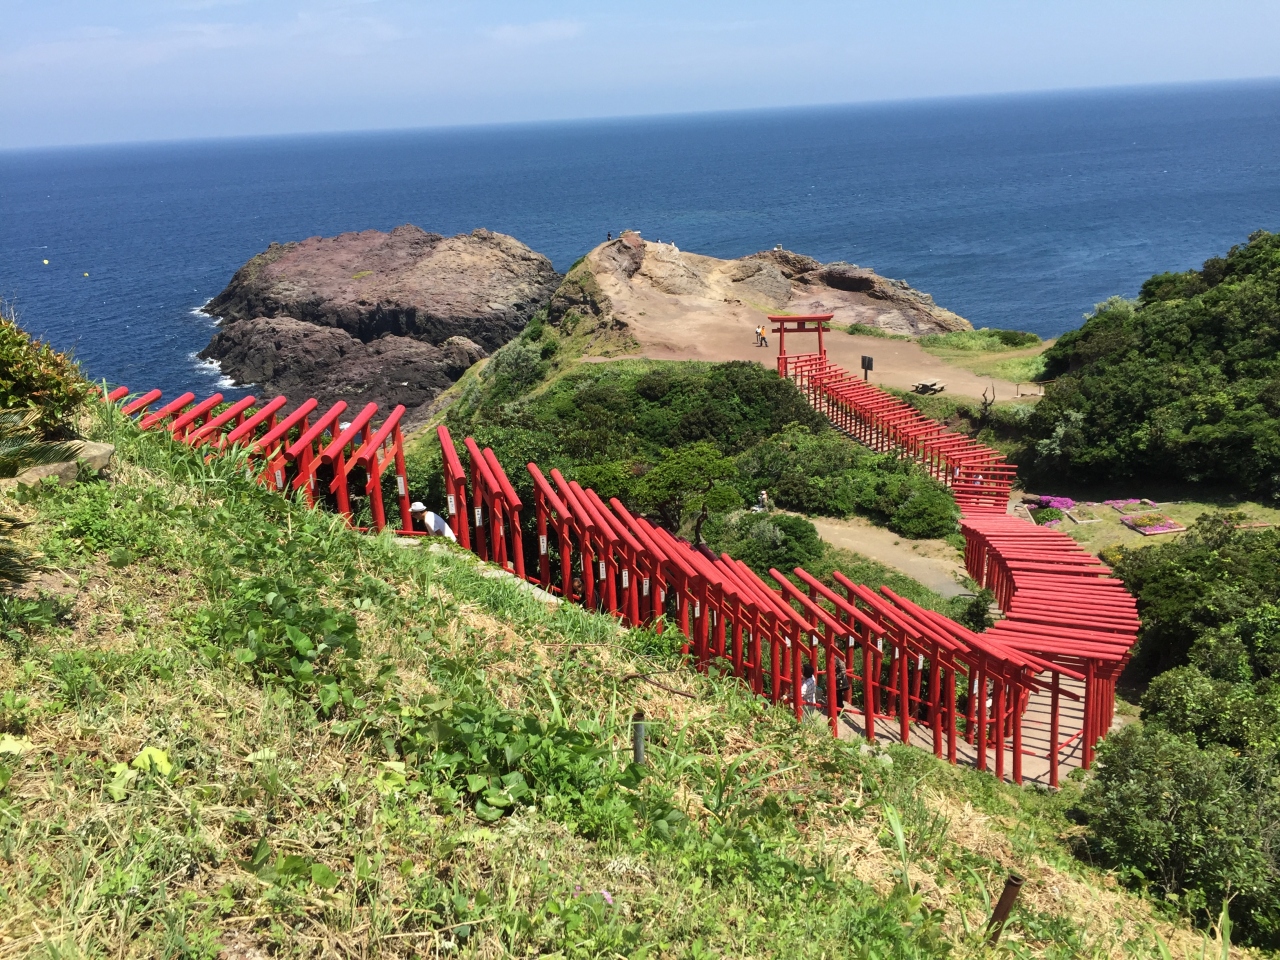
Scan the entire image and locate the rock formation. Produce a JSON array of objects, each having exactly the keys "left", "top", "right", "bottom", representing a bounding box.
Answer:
[
  {"left": 200, "top": 225, "right": 560, "bottom": 422},
  {"left": 558, "top": 233, "right": 970, "bottom": 340}
]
